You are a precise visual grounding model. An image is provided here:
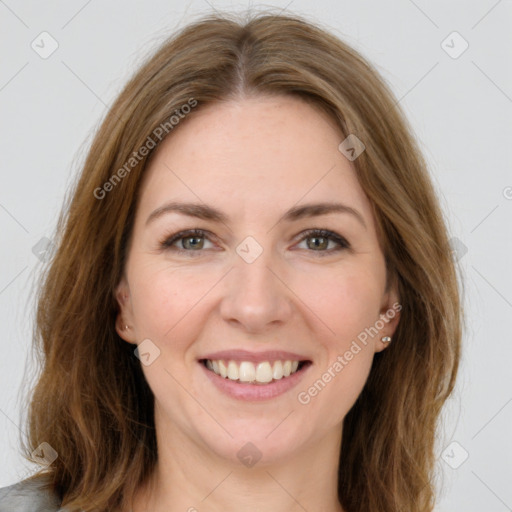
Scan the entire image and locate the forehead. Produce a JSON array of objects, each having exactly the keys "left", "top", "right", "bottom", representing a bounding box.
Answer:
[{"left": 136, "top": 95, "right": 374, "bottom": 227}]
